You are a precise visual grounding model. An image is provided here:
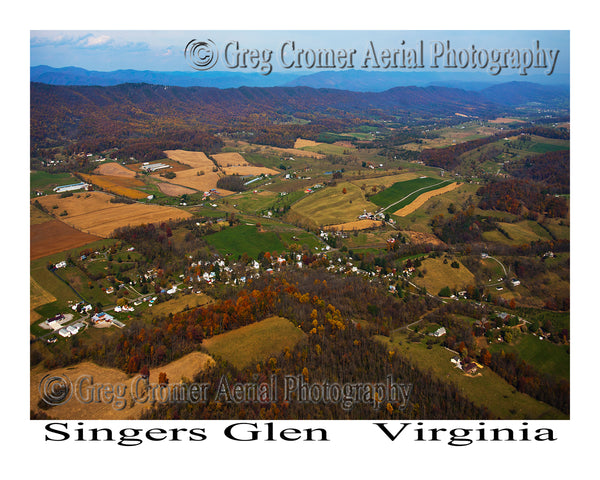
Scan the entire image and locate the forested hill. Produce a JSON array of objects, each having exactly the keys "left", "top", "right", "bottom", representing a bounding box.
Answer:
[
  {"left": 31, "top": 82, "right": 506, "bottom": 152},
  {"left": 31, "top": 81, "right": 503, "bottom": 119}
]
